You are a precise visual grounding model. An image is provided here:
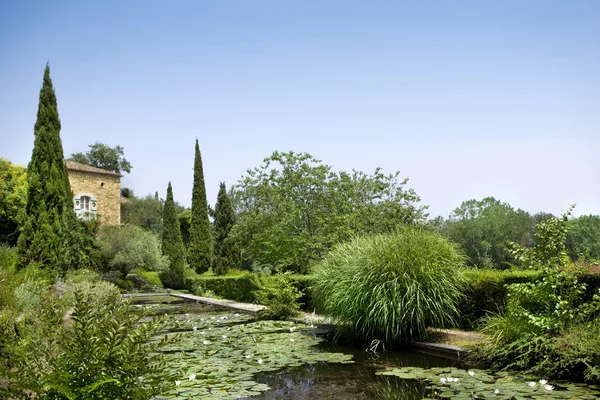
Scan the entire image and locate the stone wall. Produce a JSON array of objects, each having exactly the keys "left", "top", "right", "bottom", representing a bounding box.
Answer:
[{"left": 67, "top": 170, "right": 121, "bottom": 225}]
